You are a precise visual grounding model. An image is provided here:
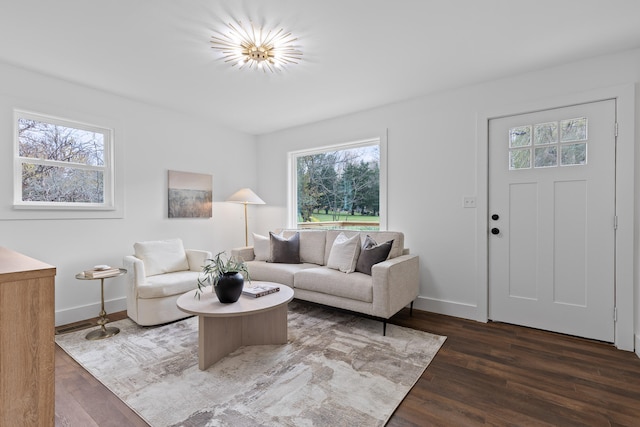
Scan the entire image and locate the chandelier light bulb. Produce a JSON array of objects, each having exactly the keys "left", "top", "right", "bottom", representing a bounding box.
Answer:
[{"left": 211, "top": 20, "right": 302, "bottom": 72}]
